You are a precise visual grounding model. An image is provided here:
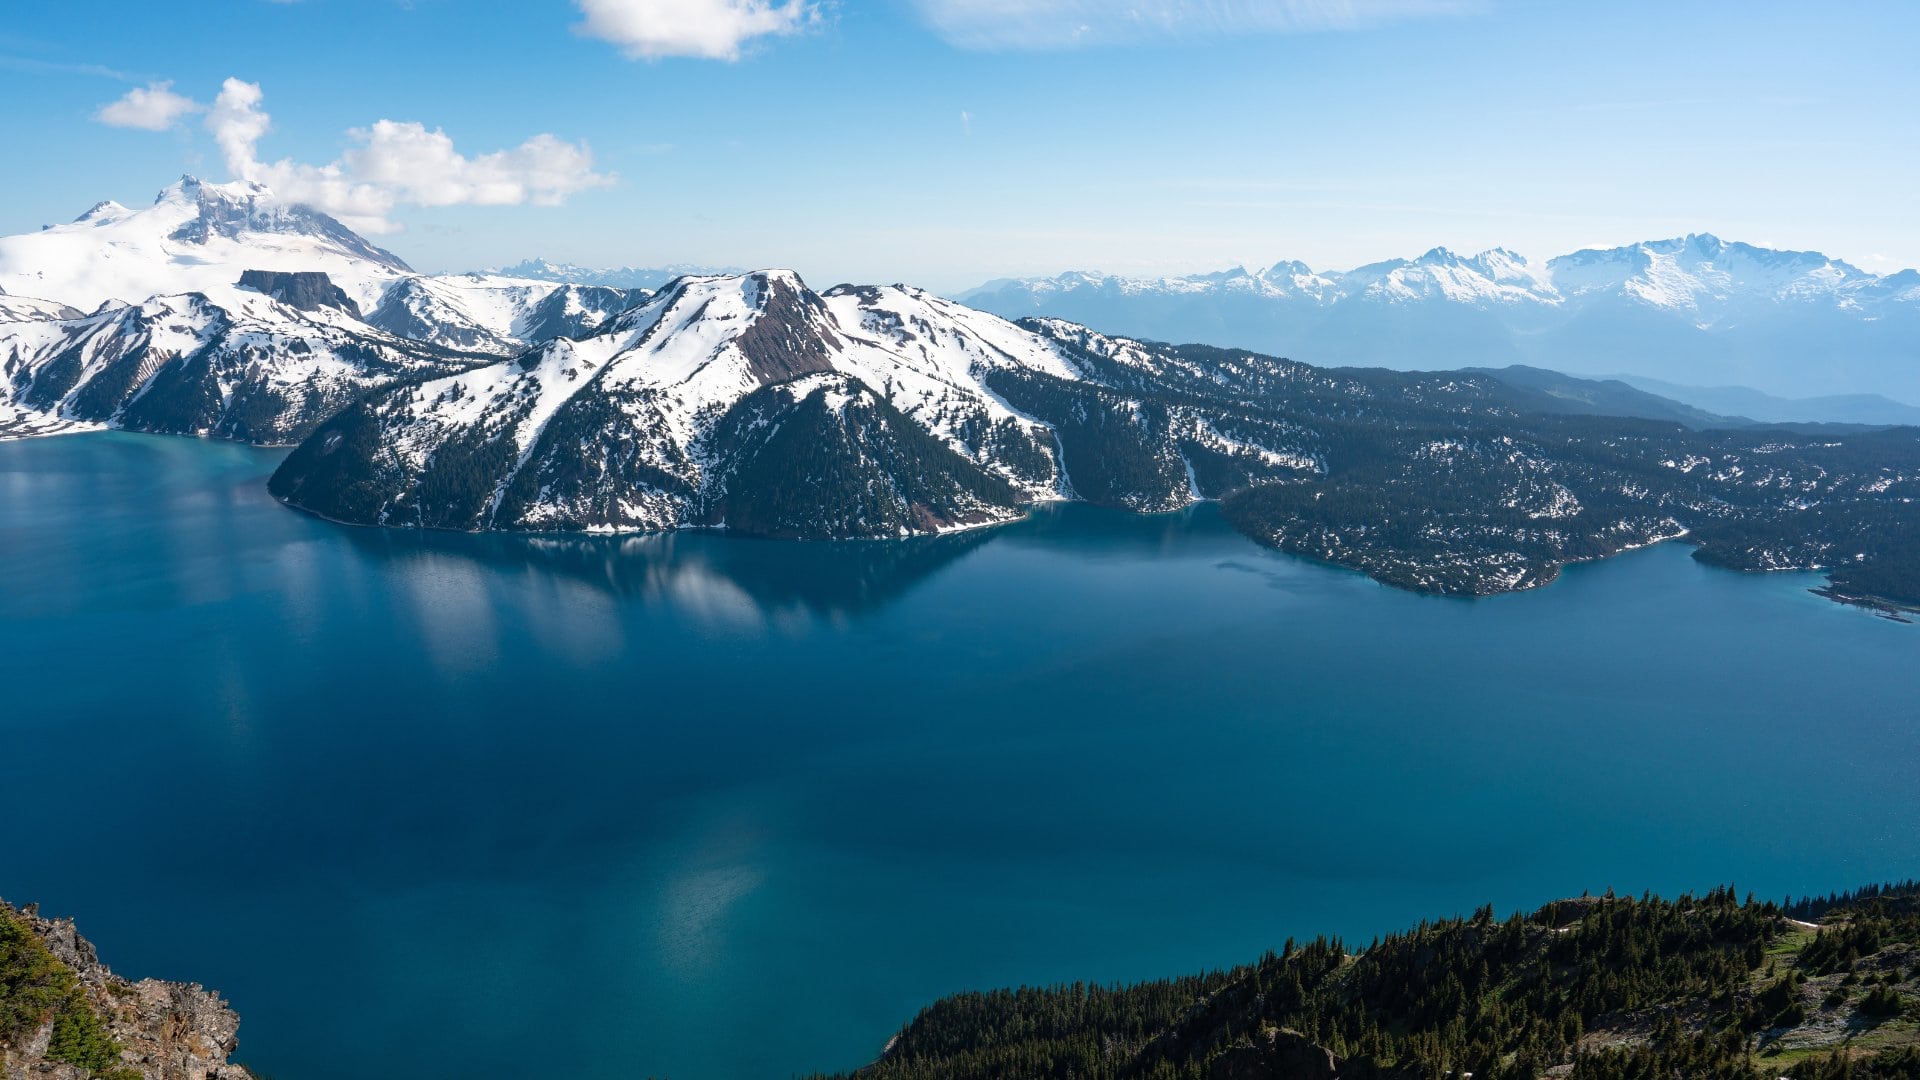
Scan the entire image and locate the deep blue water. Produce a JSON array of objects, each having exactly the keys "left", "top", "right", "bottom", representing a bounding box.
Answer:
[{"left": 1, "top": 432, "right": 1915, "bottom": 1079}]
